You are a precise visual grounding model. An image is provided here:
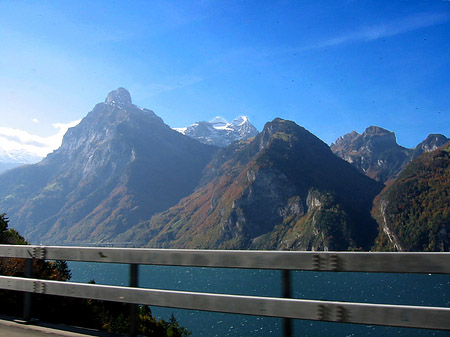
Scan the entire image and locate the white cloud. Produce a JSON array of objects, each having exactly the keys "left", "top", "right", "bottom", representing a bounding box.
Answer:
[
  {"left": 32, "top": 118, "right": 39, "bottom": 123},
  {"left": 0, "top": 119, "right": 81, "bottom": 158},
  {"left": 304, "top": 12, "right": 450, "bottom": 50}
]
